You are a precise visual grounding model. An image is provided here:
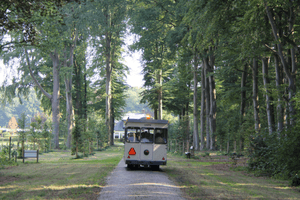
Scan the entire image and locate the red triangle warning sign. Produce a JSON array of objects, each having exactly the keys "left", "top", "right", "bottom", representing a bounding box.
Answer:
[{"left": 128, "top": 148, "right": 136, "bottom": 155}]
